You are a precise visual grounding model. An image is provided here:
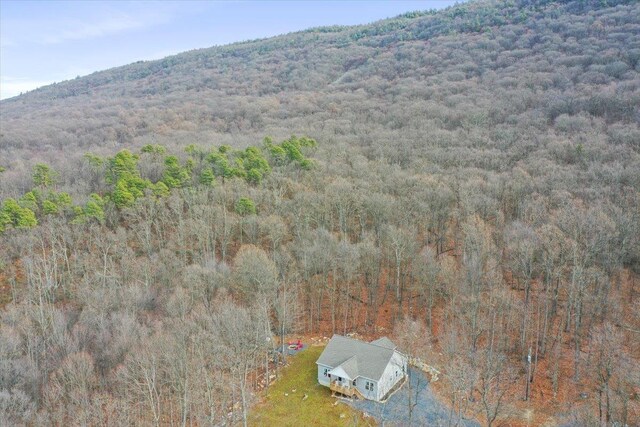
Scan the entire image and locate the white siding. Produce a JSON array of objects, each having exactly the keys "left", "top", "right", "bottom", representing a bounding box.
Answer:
[
  {"left": 317, "top": 364, "right": 331, "bottom": 386},
  {"left": 318, "top": 366, "right": 378, "bottom": 400},
  {"left": 356, "top": 378, "right": 378, "bottom": 400},
  {"left": 328, "top": 366, "right": 352, "bottom": 381},
  {"left": 376, "top": 351, "right": 407, "bottom": 401}
]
